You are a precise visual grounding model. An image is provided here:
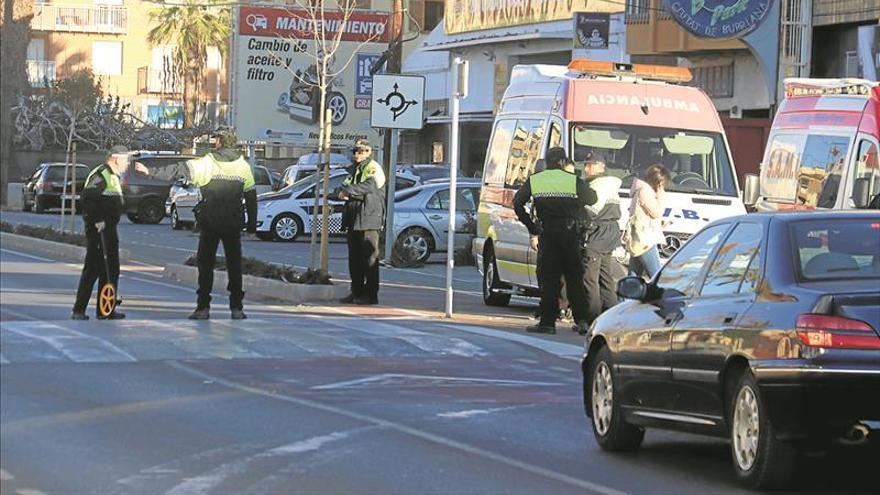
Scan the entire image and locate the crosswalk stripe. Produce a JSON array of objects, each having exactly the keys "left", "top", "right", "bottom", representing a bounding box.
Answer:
[{"left": 1, "top": 321, "right": 136, "bottom": 363}]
